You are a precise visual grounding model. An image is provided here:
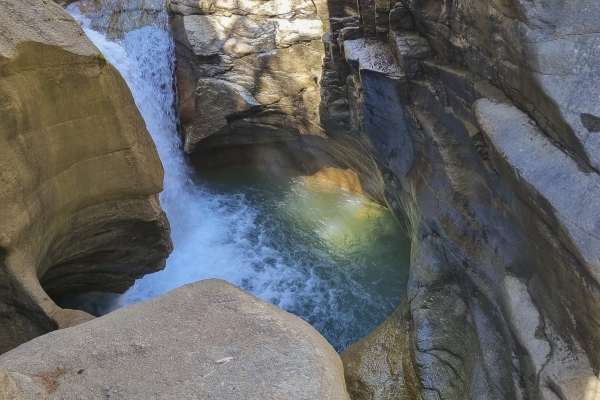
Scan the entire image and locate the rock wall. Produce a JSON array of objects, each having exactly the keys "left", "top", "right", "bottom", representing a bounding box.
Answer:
[
  {"left": 0, "top": 0, "right": 172, "bottom": 354},
  {"left": 170, "top": 0, "right": 600, "bottom": 398},
  {"left": 0, "top": 279, "right": 349, "bottom": 399},
  {"left": 167, "top": 0, "right": 330, "bottom": 156},
  {"left": 317, "top": 1, "right": 600, "bottom": 399}
]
